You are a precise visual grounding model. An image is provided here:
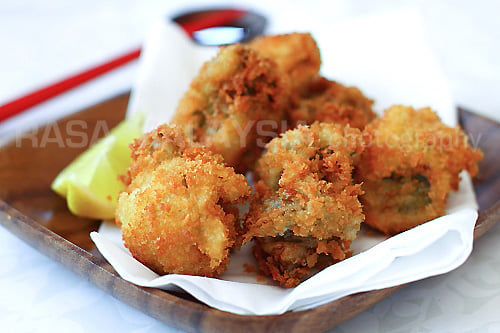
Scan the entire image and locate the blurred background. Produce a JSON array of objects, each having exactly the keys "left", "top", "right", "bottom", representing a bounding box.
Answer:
[
  {"left": 1, "top": 0, "right": 499, "bottom": 124},
  {"left": 1, "top": 1, "right": 499, "bottom": 332}
]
